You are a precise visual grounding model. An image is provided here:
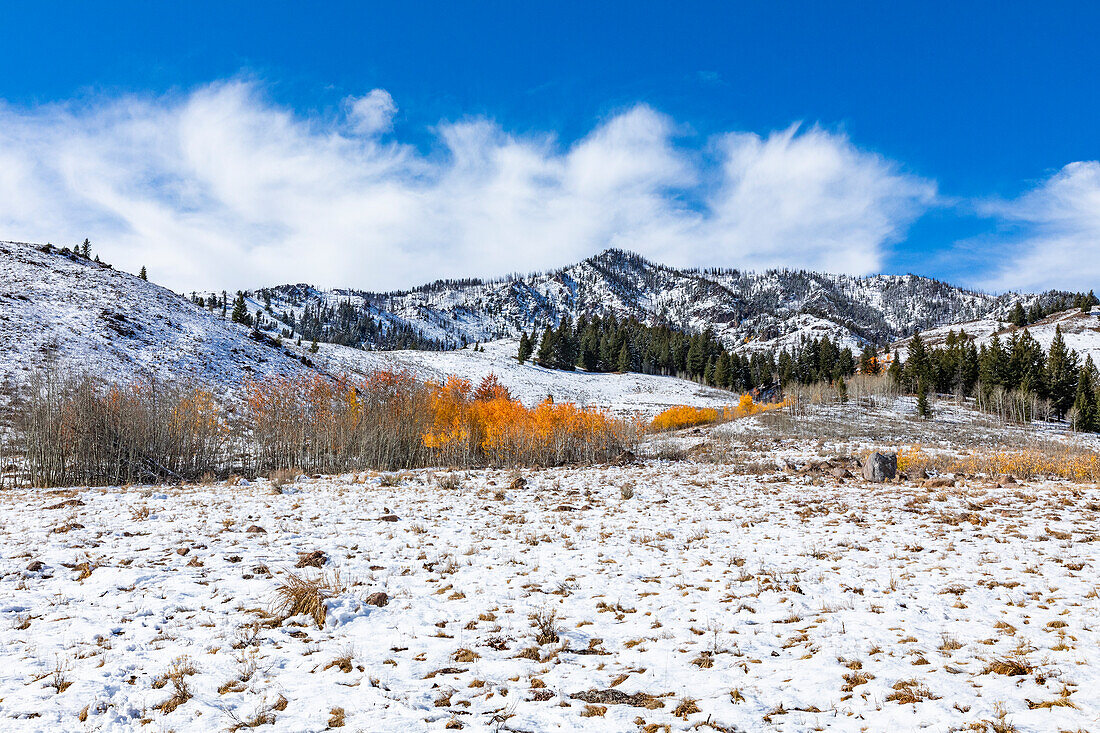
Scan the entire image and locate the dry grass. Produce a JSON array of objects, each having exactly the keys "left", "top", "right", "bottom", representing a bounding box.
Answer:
[
  {"left": 272, "top": 570, "right": 345, "bottom": 628},
  {"left": 982, "top": 656, "right": 1034, "bottom": 676},
  {"left": 531, "top": 608, "right": 560, "bottom": 645},
  {"left": 153, "top": 655, "right": 197, "bottom": 714},
  {"left": 898, "top": 444, "right": 1100, "bottom": 483}
]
